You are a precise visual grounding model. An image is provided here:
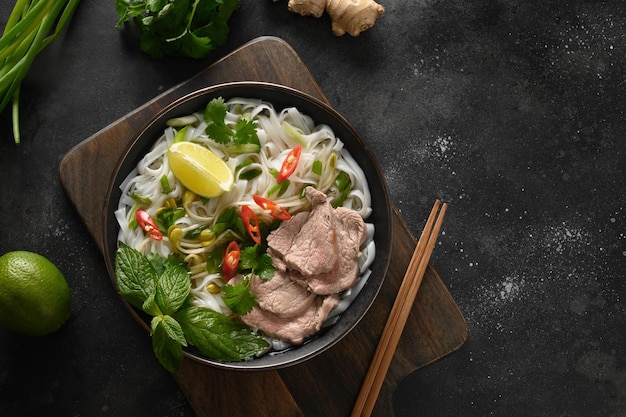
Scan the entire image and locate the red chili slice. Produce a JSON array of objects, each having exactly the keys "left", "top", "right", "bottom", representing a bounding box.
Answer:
[
  {"left": 241, "top": 205, "right": 262, "bottom": 245},
  {"left": 222, "top": 240, "right": 240, "bottom": 281},
  {"left": 252, "top": 195, "right": 291, "bottom": 221},
  {"left": 136, "top": 209, "right": 163, "bottom": 241},
  {"left": 276, "top": 144, "right": 302, "bottom": 183}
]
